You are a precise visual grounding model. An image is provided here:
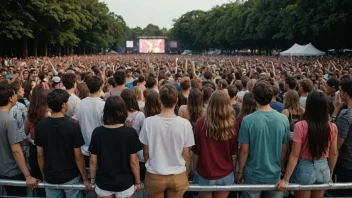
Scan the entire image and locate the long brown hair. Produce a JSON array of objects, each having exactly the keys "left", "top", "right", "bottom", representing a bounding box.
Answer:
[
  {"left": 237, "top": 92, "right": 256, "bottom": 127},
  {"left": 23, "top": 80, "right": 35, "bottom": 101},
  {"left": 27, "top": 85, "right": 49, "bottom": 124},
  {"left": 144, "top": 89, "right": 161, "bottom": 118},
  {"left": 205, "top": 91, "right": 235, "bottom": 140},
  {"left": 121, "top": 89, "right": 140, "bottom": 112},
  {"left": 284, "top": 90, "right": 304, "bottom": 114},
  {"left": 187, "top": 88, "right": 203, "bottom": 123},
  {"left": 76, "top": 82, "right": 90, "bottom": 100},
  {"left": 302, "top": 91, "right": 331, "bottom": 159}
]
